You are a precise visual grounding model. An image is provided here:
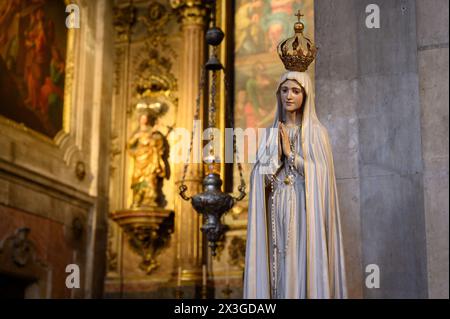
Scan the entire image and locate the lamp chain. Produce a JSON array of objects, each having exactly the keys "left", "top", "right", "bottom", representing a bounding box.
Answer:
[
  {"left": 179, "top": 42, "right": 246, "bottom": 203},
  {"left": 179, "top": 67, "right": 206, "bottom": 200},
  {"left": 223, "top": 72, "right": 246, "bottom": 201}
]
